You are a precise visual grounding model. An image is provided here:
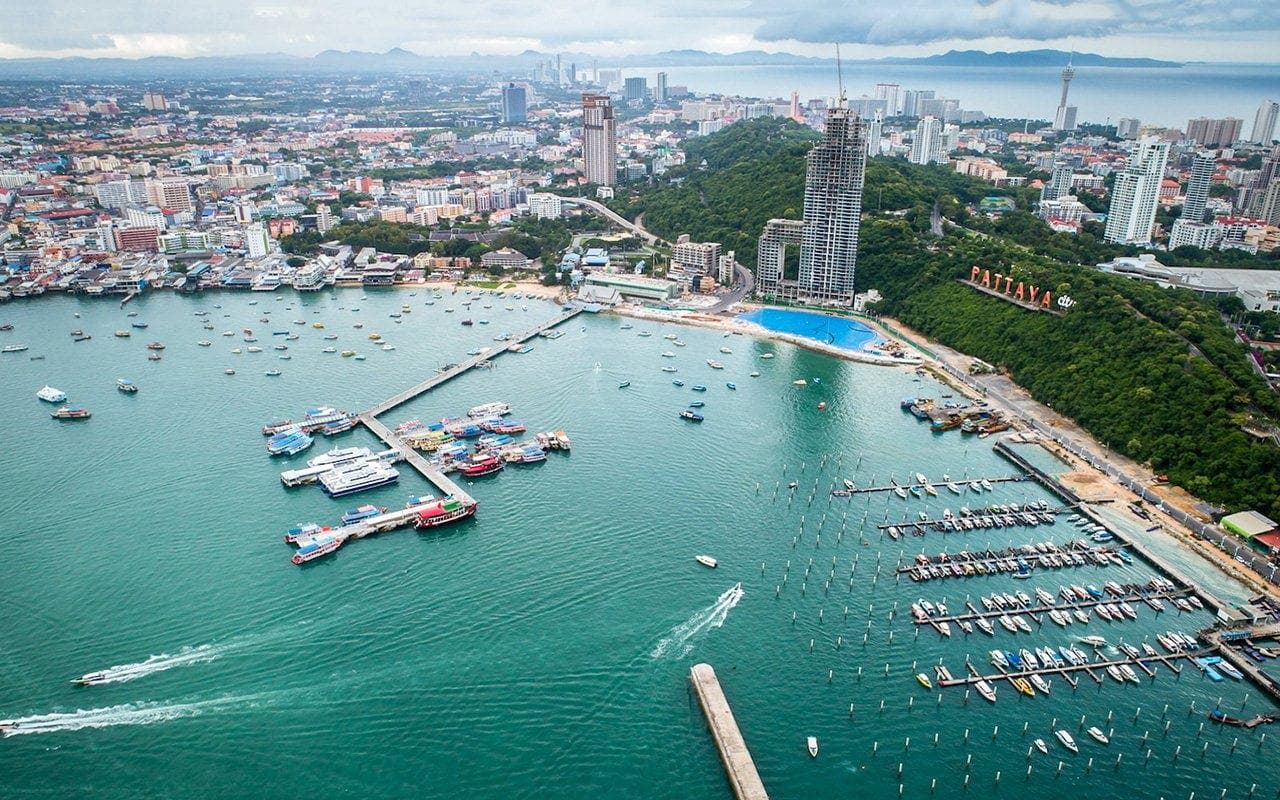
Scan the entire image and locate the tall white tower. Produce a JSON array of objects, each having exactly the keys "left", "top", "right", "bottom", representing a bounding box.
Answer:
[{"left": 1053, "top": 62, "right": 1078, "bottom": 131}]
